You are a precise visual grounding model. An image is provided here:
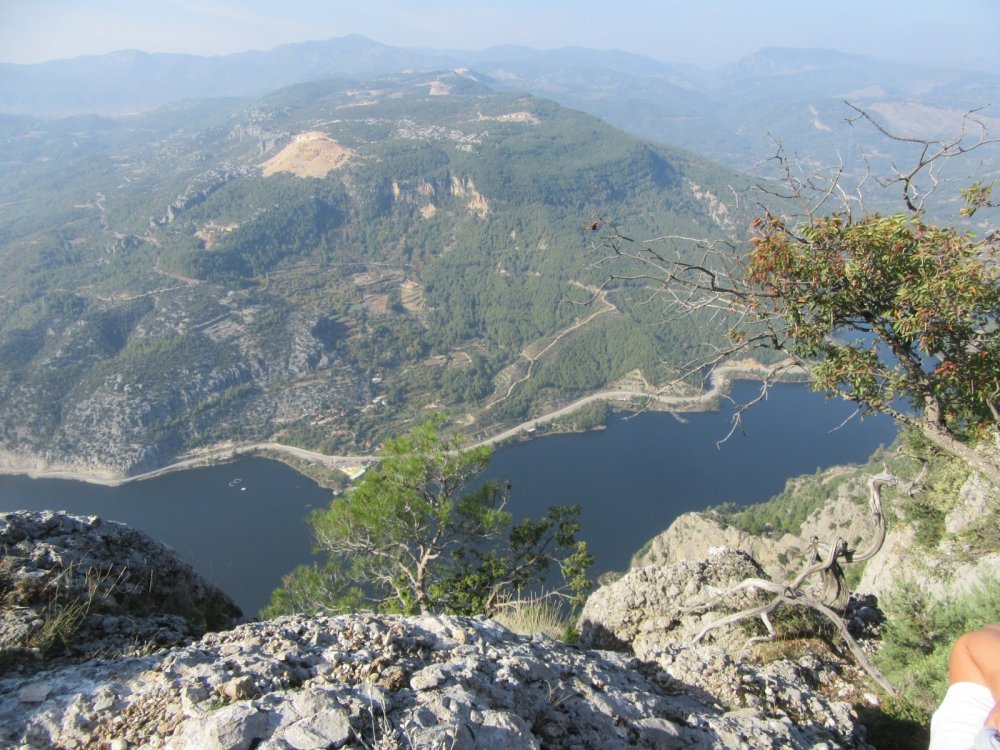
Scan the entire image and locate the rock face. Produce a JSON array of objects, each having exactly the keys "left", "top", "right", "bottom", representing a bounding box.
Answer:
[
  {"left": 859, "top": 471, "right": 1000, "bottom": 599},
  {"left": 581, "top": 549, "right": 768, "bottom": 653},
  {"left": 0, "top": 513, "right": 876, "bottom": 749},
  {"left": 580, "top": 549, "right": 874, "bottom": 749},
  {"left": 1, "top": 612, "right": 871, "bottom": 750},
  {"left": 0, "top": 511, "right": 241, "bottom": 668},
  {"left": 632, "top": 472, "right": 879, "bottom": 583}
]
